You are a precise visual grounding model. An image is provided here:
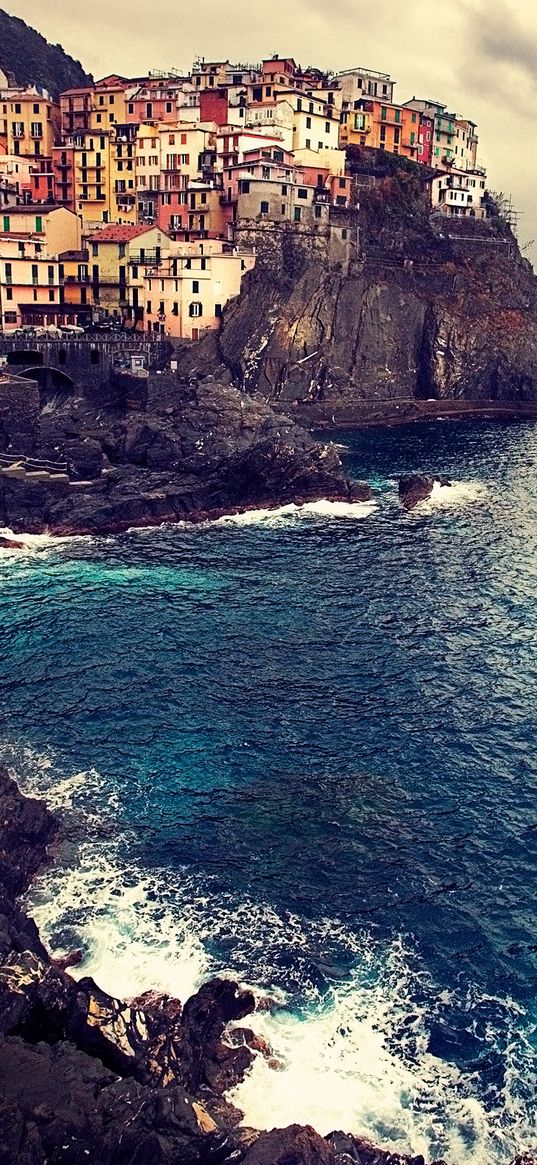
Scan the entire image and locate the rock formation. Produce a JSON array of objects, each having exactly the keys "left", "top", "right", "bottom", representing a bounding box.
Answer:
[
  {"left": 175, "top": 169, "right": 537, "bottom": 427},
  {"left": 1, "top": 766, "right": 536, "bottom": 1165},
  {"left": 0, "top": 373, "right": 370, "bottom": 536}
]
